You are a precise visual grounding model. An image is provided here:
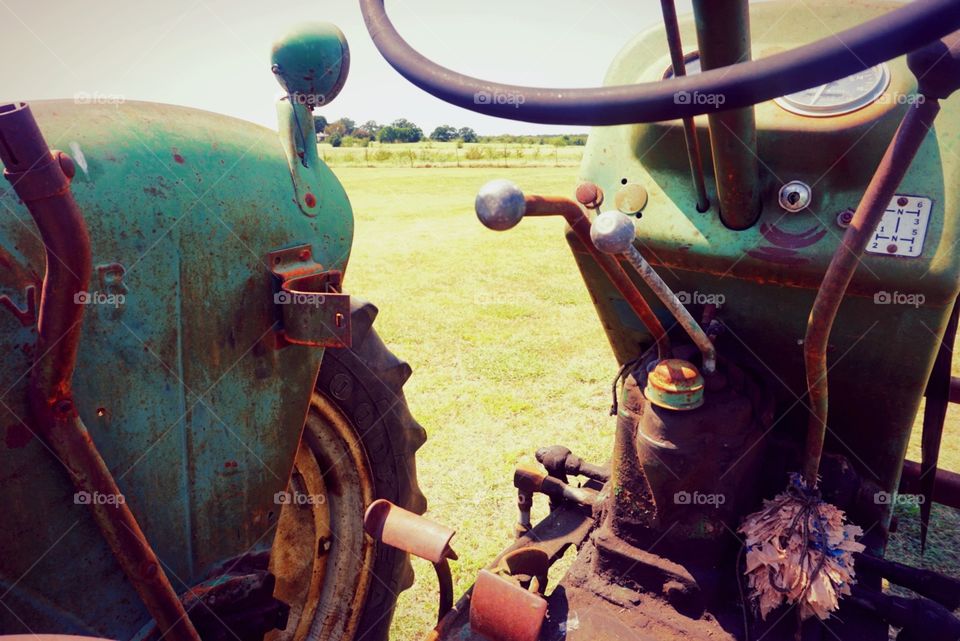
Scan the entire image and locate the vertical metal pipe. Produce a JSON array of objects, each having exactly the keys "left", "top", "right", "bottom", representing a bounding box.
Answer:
[
  {"left": 0, "top": 102, "right": 202, "bottom": 641},
  {"left": 660, "top": 0, "right": 709, "bottom": 212},
  {"left": 803, "top": 98, "right": 940, "bottom": 487},
  {"left": 691, "top": 0, "right": 760, "bottom": 229}
]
